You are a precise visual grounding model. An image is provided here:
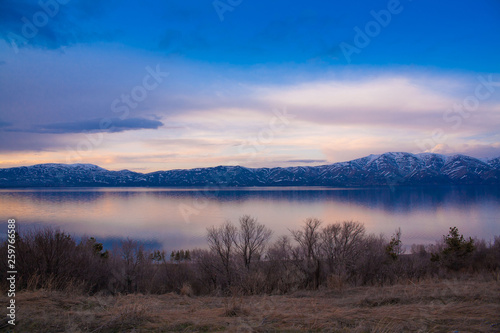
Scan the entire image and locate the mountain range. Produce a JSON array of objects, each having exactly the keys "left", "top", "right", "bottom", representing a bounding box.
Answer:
[{"left": 1, "top": 152, "right": 500, "bottom": 187}]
